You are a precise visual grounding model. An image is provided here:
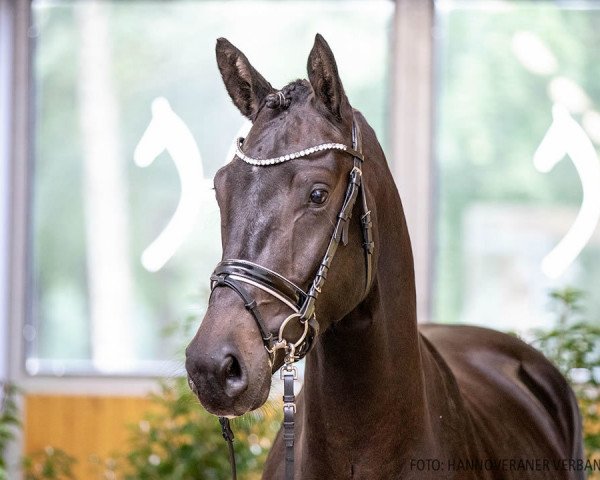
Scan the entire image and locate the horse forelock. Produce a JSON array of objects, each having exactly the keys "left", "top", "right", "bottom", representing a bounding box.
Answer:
[{"left": 281, "top": 79, "right": 311, "bottom": 102}]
